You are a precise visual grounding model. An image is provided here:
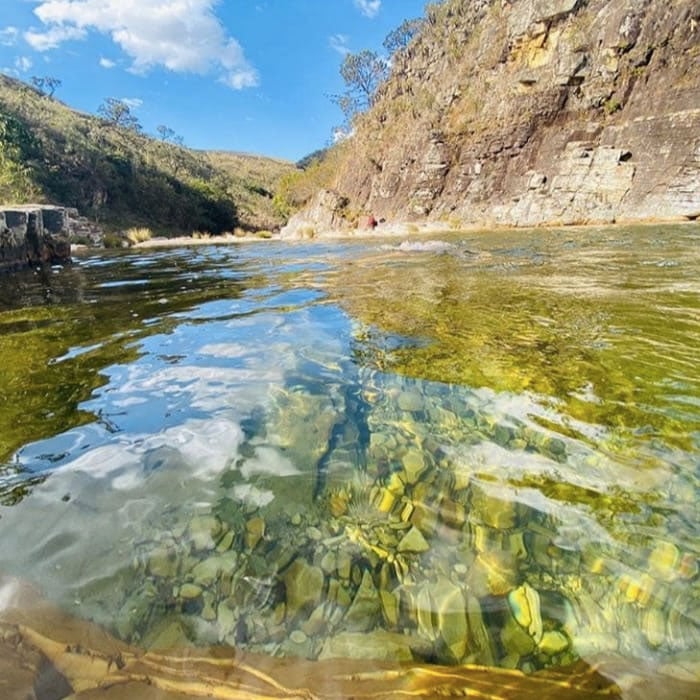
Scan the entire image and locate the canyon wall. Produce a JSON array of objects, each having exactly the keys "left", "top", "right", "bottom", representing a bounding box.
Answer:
[{"left": 285, "top": 0, "right": 699, "bottom": 235}]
